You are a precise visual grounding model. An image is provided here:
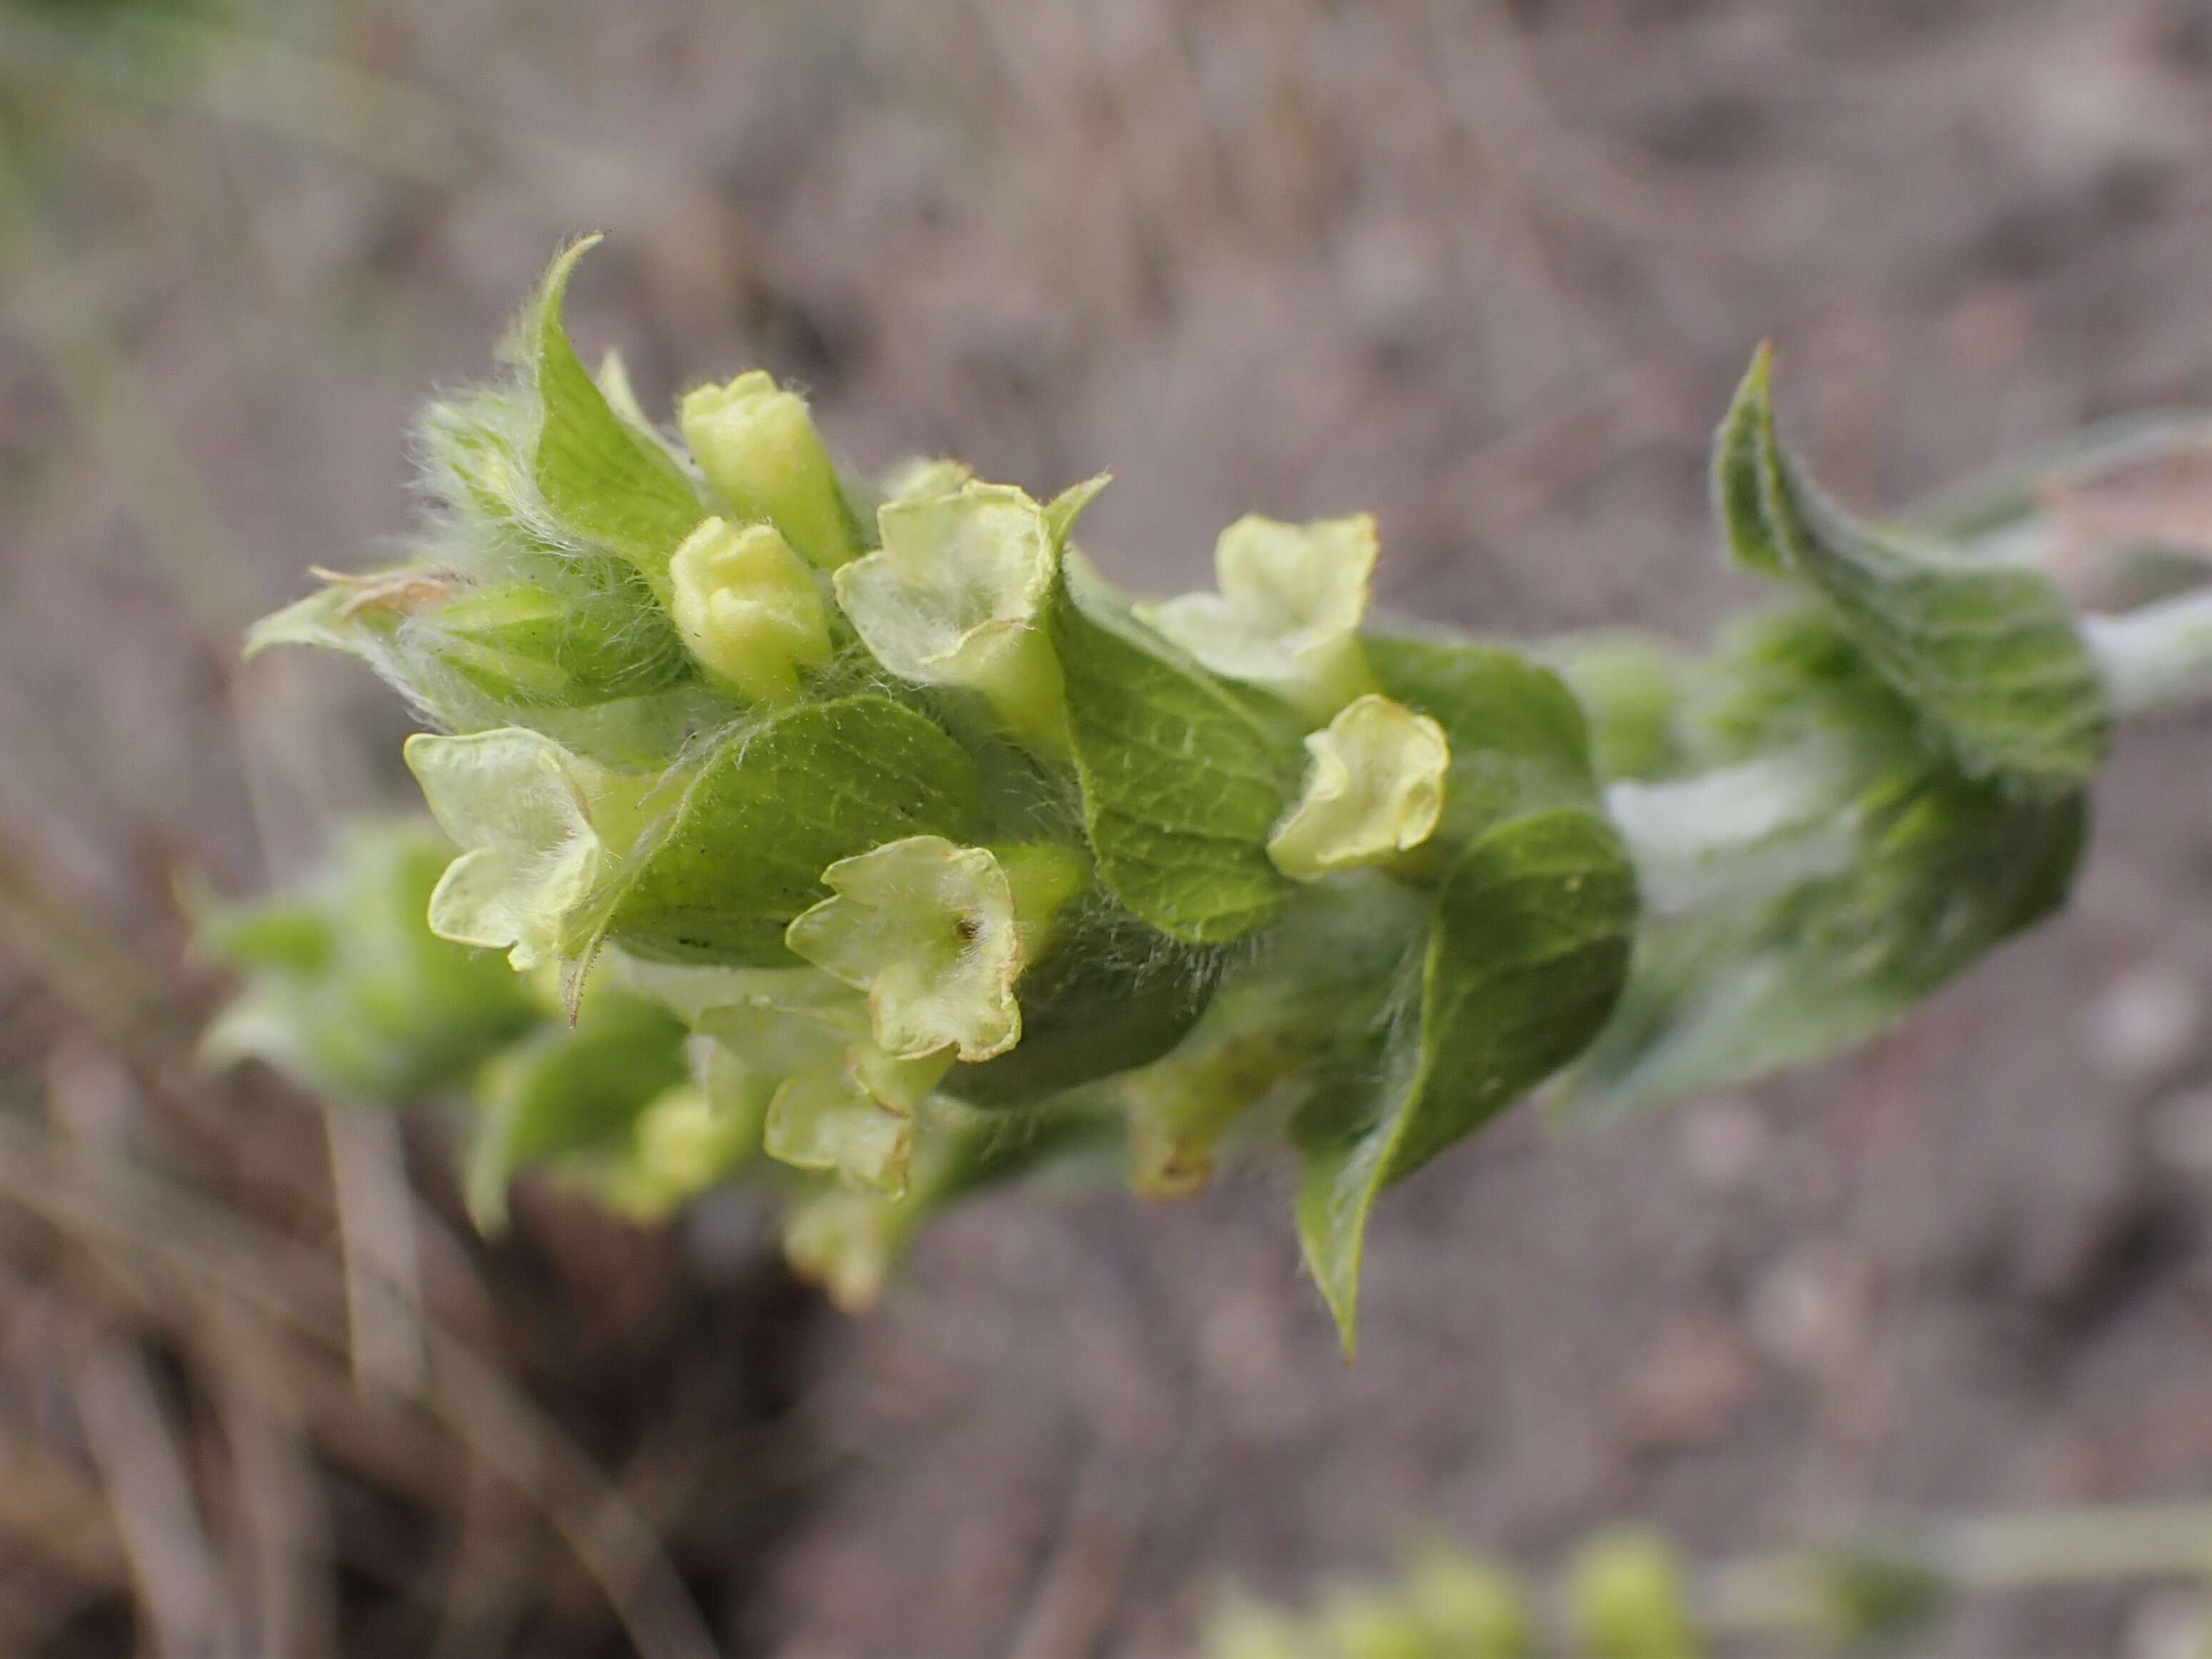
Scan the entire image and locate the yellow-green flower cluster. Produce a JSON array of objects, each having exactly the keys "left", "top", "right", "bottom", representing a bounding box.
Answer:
[{"left": 228, "top": 241, "right": 2137, "bottom": 1345}]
